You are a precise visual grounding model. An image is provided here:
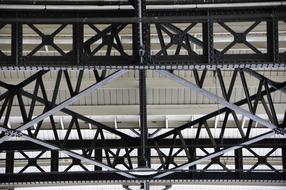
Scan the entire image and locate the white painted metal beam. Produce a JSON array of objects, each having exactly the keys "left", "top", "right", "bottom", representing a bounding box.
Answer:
[
  {"left": 157, "top": 70, "right": 278, "bottom": 130},
  {"left": 0, "top": 70, "right": 127, "bottom": 144},
  {"left": 154, "top": 130, "right": 275, "bottom": 179}
]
